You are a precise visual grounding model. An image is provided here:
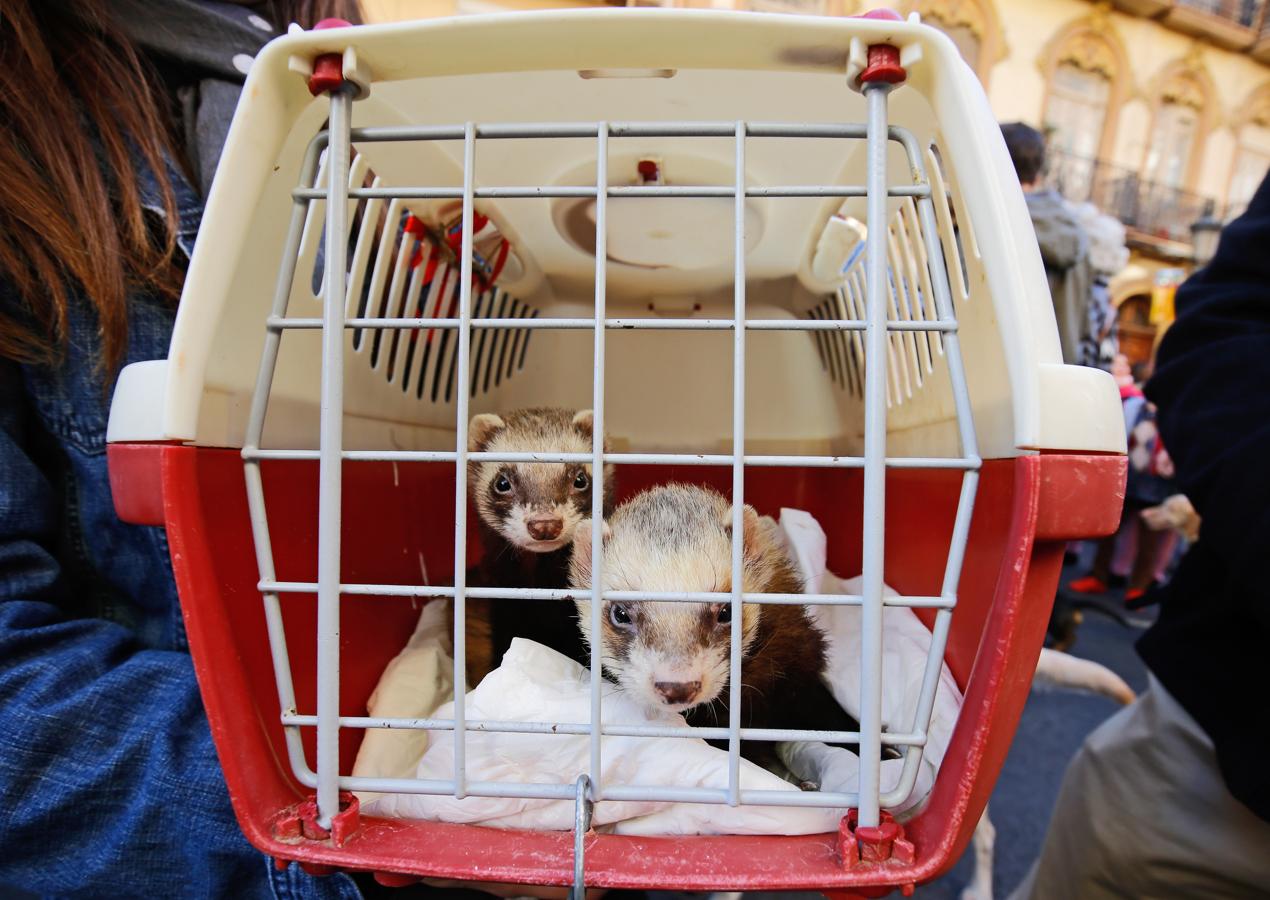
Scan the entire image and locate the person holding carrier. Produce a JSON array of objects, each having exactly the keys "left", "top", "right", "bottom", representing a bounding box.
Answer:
[
  {"left": 0, "top": 2, "right": 373, "bottom": 897},
  {"left": 1010, "top": 170, "right": 1270, "bottom": 899}
]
